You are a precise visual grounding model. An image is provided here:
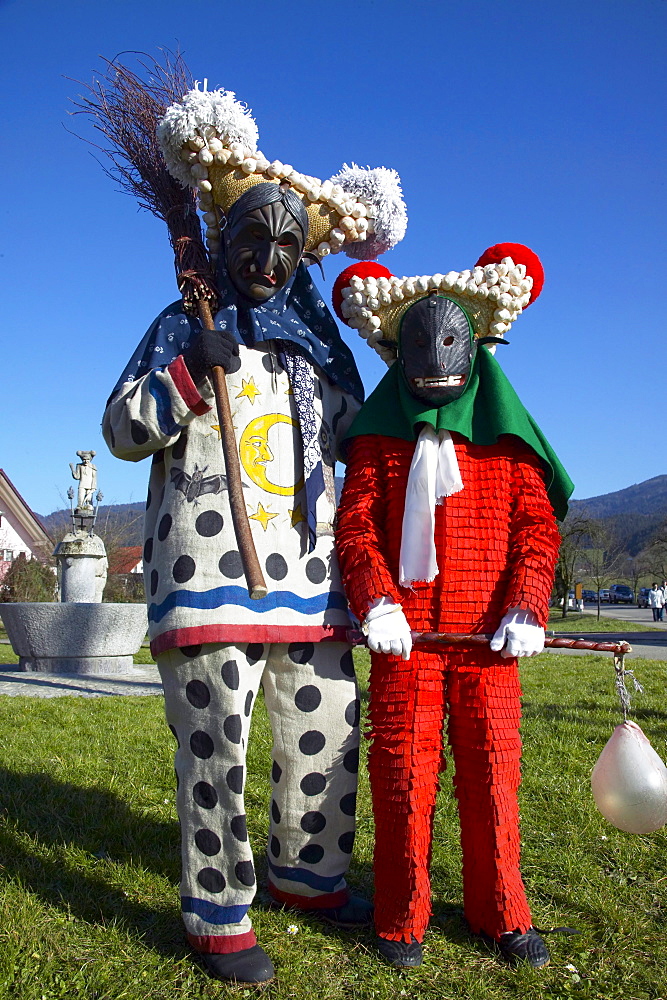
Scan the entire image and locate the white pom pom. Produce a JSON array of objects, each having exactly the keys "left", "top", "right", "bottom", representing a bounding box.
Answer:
[
  {"left": 349, "top": 277, "right": 364, "bottom": 292},
  {"left": 466, "top": 280, "right": 478, "bottom": 295},
  {"left": 158, "top": 85, "right": 259, "bottom": 188},
  {"left": 214, "top": 148, "right": 231, "bottom": 165},
  {"left": 443, "top": 272, "right": 458, "bottom": 289},
  {"left": 190, "top": 163, "right": 208, "bottom": 180},
  {"left": 494, "top": 308, "right": 513, "bottom": 322},
  {"left": 198, "top": 148, "right": 214, "bottom": 165},
  {"left": 241, "top": 157, "right": 257, "bottom": 175},
  {"left": 318, "top": 242, "right": 331, "bottom": 256},
  {"left": 327, "top": 163, "right": 407, "bottom": 260},
  {"left": 197, "top": 179, "right": 212, "bottom": 193},
  {"left": 266, "top": 160, "right": 283, "bottom": 178}
]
